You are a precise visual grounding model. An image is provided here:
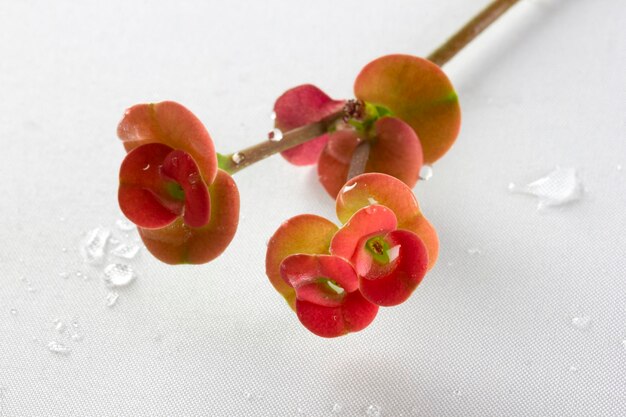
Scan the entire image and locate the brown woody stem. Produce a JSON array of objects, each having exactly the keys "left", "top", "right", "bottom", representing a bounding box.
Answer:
[{"left": 222, "top": 0, "right": 520, "bottom": 176}]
